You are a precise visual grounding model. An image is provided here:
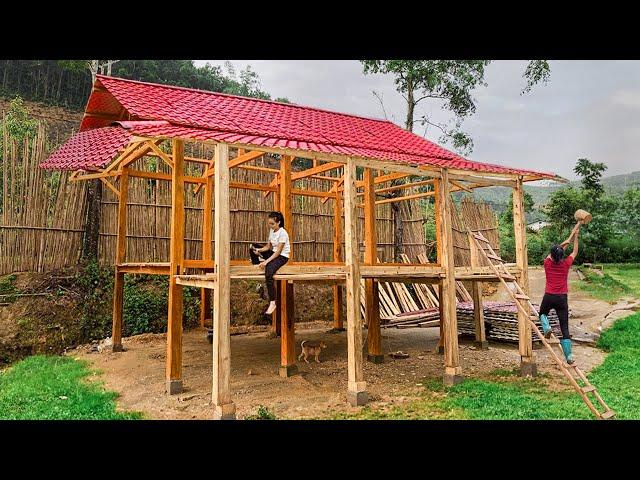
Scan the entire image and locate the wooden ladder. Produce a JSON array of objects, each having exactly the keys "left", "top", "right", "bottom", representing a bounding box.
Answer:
[{"left": 468, "top": 230, "right": 615, "bottom": 420}]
